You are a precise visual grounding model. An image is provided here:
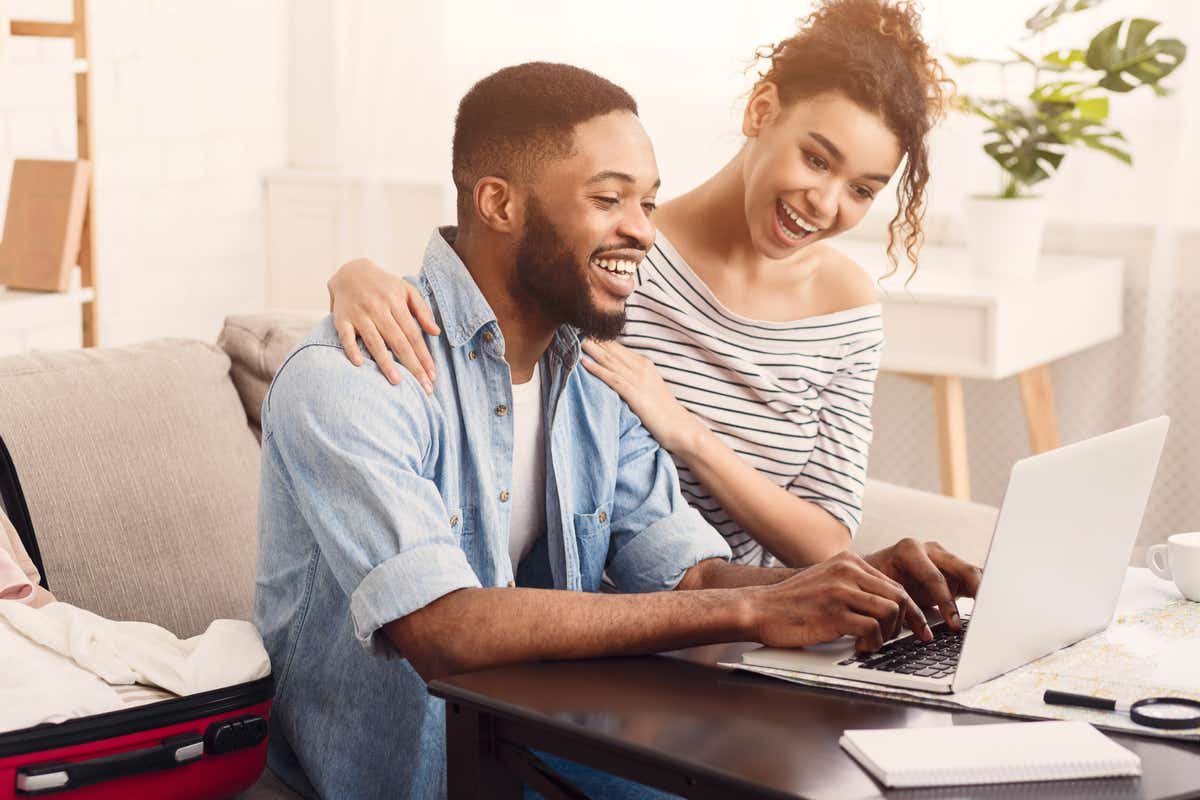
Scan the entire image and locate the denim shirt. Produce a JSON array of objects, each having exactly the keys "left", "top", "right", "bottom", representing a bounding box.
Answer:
[{"left": 254, "top": 228, "right": 732, "bottom": 800}]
